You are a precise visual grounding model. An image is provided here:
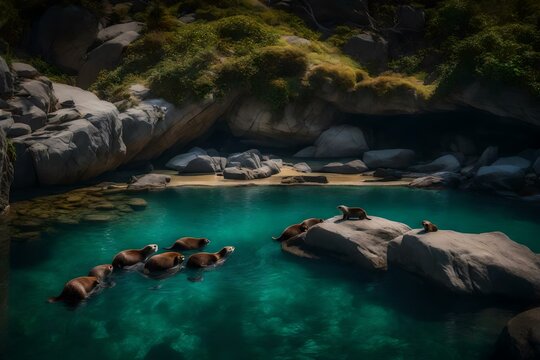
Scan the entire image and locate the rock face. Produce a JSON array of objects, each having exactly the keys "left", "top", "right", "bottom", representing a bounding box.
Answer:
[
  {"left": 363, "top": 149, "right": 415, "bottom": 169},
  {"left": 388, "top": 230, "right": 540, "bottom": 299},
  {"left": 411, "top": 154, "right": 461, "bottom": 173},
  {"left": 320, "top": 160, "right": 368, "bottom": 174},
  {"left": 0, "top": 129, "right": 14, "bottom": 213},
  {"left": 494, "top": 307, "right": 540, "bottom": 360},
  {"left": 473, "top": 165, "right": 525, "bottom": 192},
  {"left": 342, "top": 33, "right": 388, "bottom": 69},
  {"left": 312, "top": 125, "right": 368, "bottom": 158},
  {"left": 304, "top": 215, "right": 411, "bottom": 270},
  {"left": 32, "top": 5, "right": 99, "bottom": 72}
]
